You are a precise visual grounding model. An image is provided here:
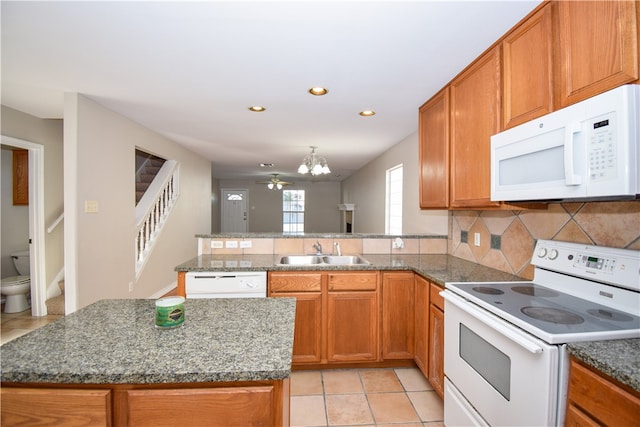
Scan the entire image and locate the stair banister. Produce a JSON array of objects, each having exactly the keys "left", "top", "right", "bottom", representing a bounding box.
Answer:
[{"left": 135, "top": 160, "right": 180, "bottom": 277}]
